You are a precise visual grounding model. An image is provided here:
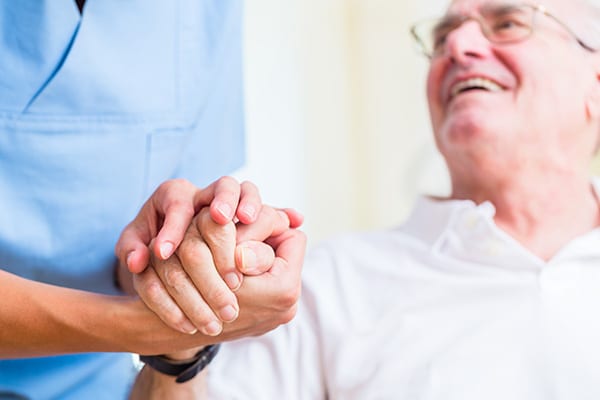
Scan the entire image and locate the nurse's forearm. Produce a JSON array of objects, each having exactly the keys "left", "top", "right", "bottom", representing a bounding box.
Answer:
[{"left": 0, "top": 269, "right": 211, "bottom": 358}]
